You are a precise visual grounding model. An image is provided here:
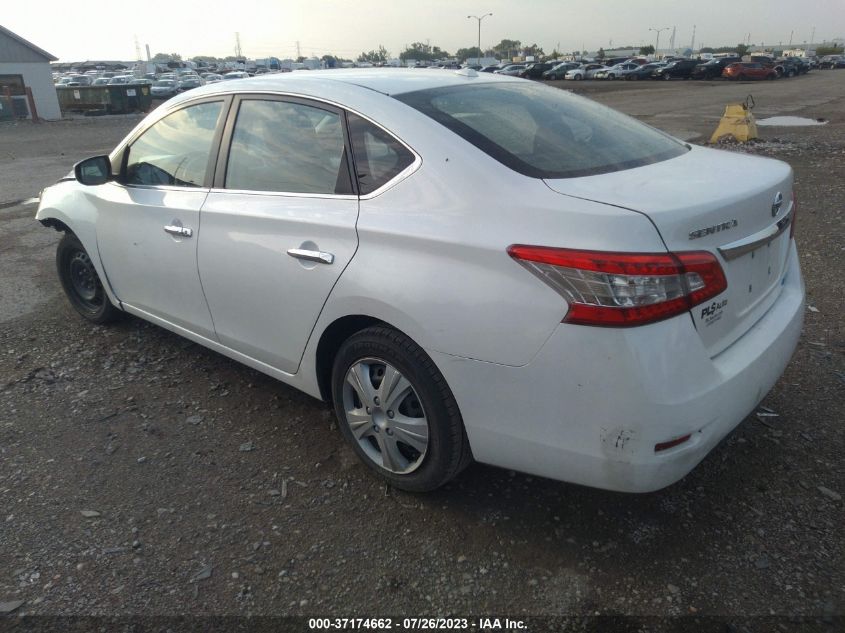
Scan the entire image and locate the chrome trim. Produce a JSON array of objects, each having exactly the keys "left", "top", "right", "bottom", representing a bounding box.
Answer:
[
  {"left": 287, "top": 248, "right": 334, "bottom": 265},
  {"left": 164, "top": 225, "right": 193, "bottom": 238},
  {"left": 718, "top": 206, "right": 792, "bottom": 261},
  {"left": 207, "top": 188, "right": 358, "bottom": 201}
]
